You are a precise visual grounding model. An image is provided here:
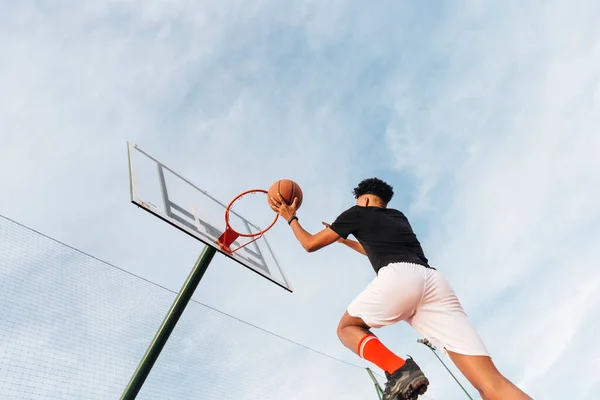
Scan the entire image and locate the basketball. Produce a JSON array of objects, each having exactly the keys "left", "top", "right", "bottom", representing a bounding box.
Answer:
[{"left": 268, "top": 179, "right": 303, "bottom": 209}]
